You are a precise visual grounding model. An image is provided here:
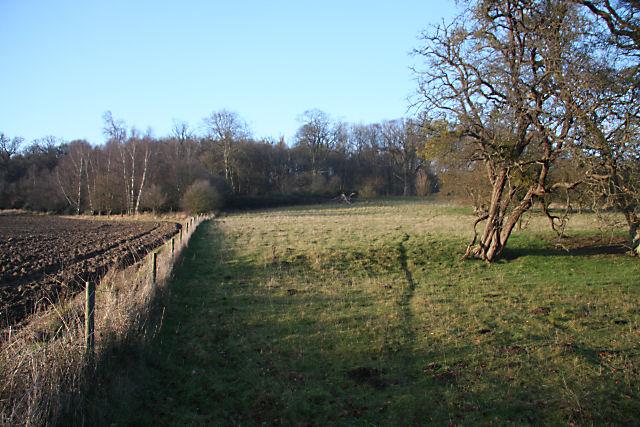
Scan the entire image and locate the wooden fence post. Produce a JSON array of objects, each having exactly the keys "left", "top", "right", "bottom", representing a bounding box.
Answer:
[
  {"left": 85, "top": 281, "right": 95, "bottom": 360},
  {"left": 171, "top": 237, "right": 175, "bottom": 258},
  {"left": 152, "top": 252, "right": 157, "bottom": 284}
]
